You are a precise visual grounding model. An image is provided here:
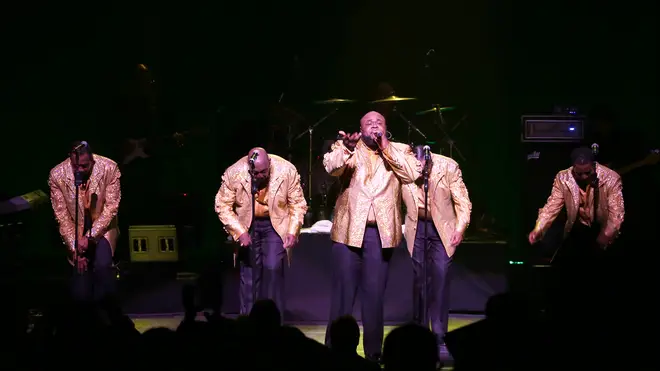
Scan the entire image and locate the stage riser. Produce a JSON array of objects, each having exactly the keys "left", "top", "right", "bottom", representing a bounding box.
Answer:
[{"left": 219, "top": 234, "right": 508, "bottom": 322}]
